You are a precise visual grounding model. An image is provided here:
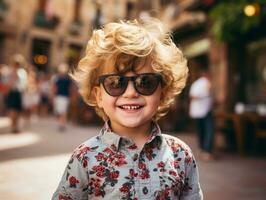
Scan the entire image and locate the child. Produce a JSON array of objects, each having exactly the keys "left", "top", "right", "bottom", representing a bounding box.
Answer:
[{"left": 52, "top": 18, "right": 203, "bottom": 200}]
